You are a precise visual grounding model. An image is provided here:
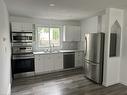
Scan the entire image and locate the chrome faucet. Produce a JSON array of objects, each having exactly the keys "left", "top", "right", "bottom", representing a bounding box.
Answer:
[
  {"left": 50, "top": 43, "right": 54, "bottom": 52},
  {"left": 51, "top": 43, "right": 54, "bottom": 52}
]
